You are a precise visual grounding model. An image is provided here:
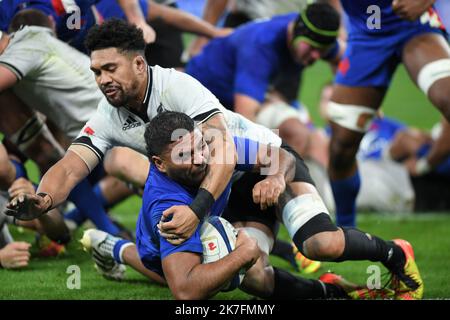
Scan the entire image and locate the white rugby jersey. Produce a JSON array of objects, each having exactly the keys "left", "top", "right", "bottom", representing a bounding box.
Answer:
[
  {"left": 74, "top": 65, "right": 281, "bottom": 162},
  {"left": 0, "top": 26, "right": 102, "bottom": 139},
  {"left": 234, "top": 0, "right": 307, "bottom": 20}
]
